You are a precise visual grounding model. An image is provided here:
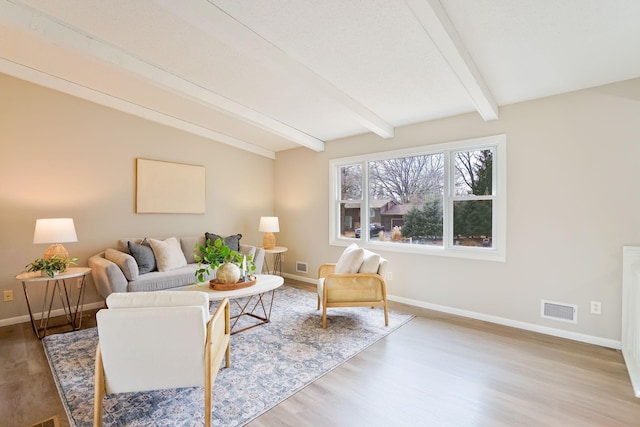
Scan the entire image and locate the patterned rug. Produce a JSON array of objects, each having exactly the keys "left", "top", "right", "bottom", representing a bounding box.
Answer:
[{"left": 43, "top": 285, "right": 413, "bottom": 426}]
